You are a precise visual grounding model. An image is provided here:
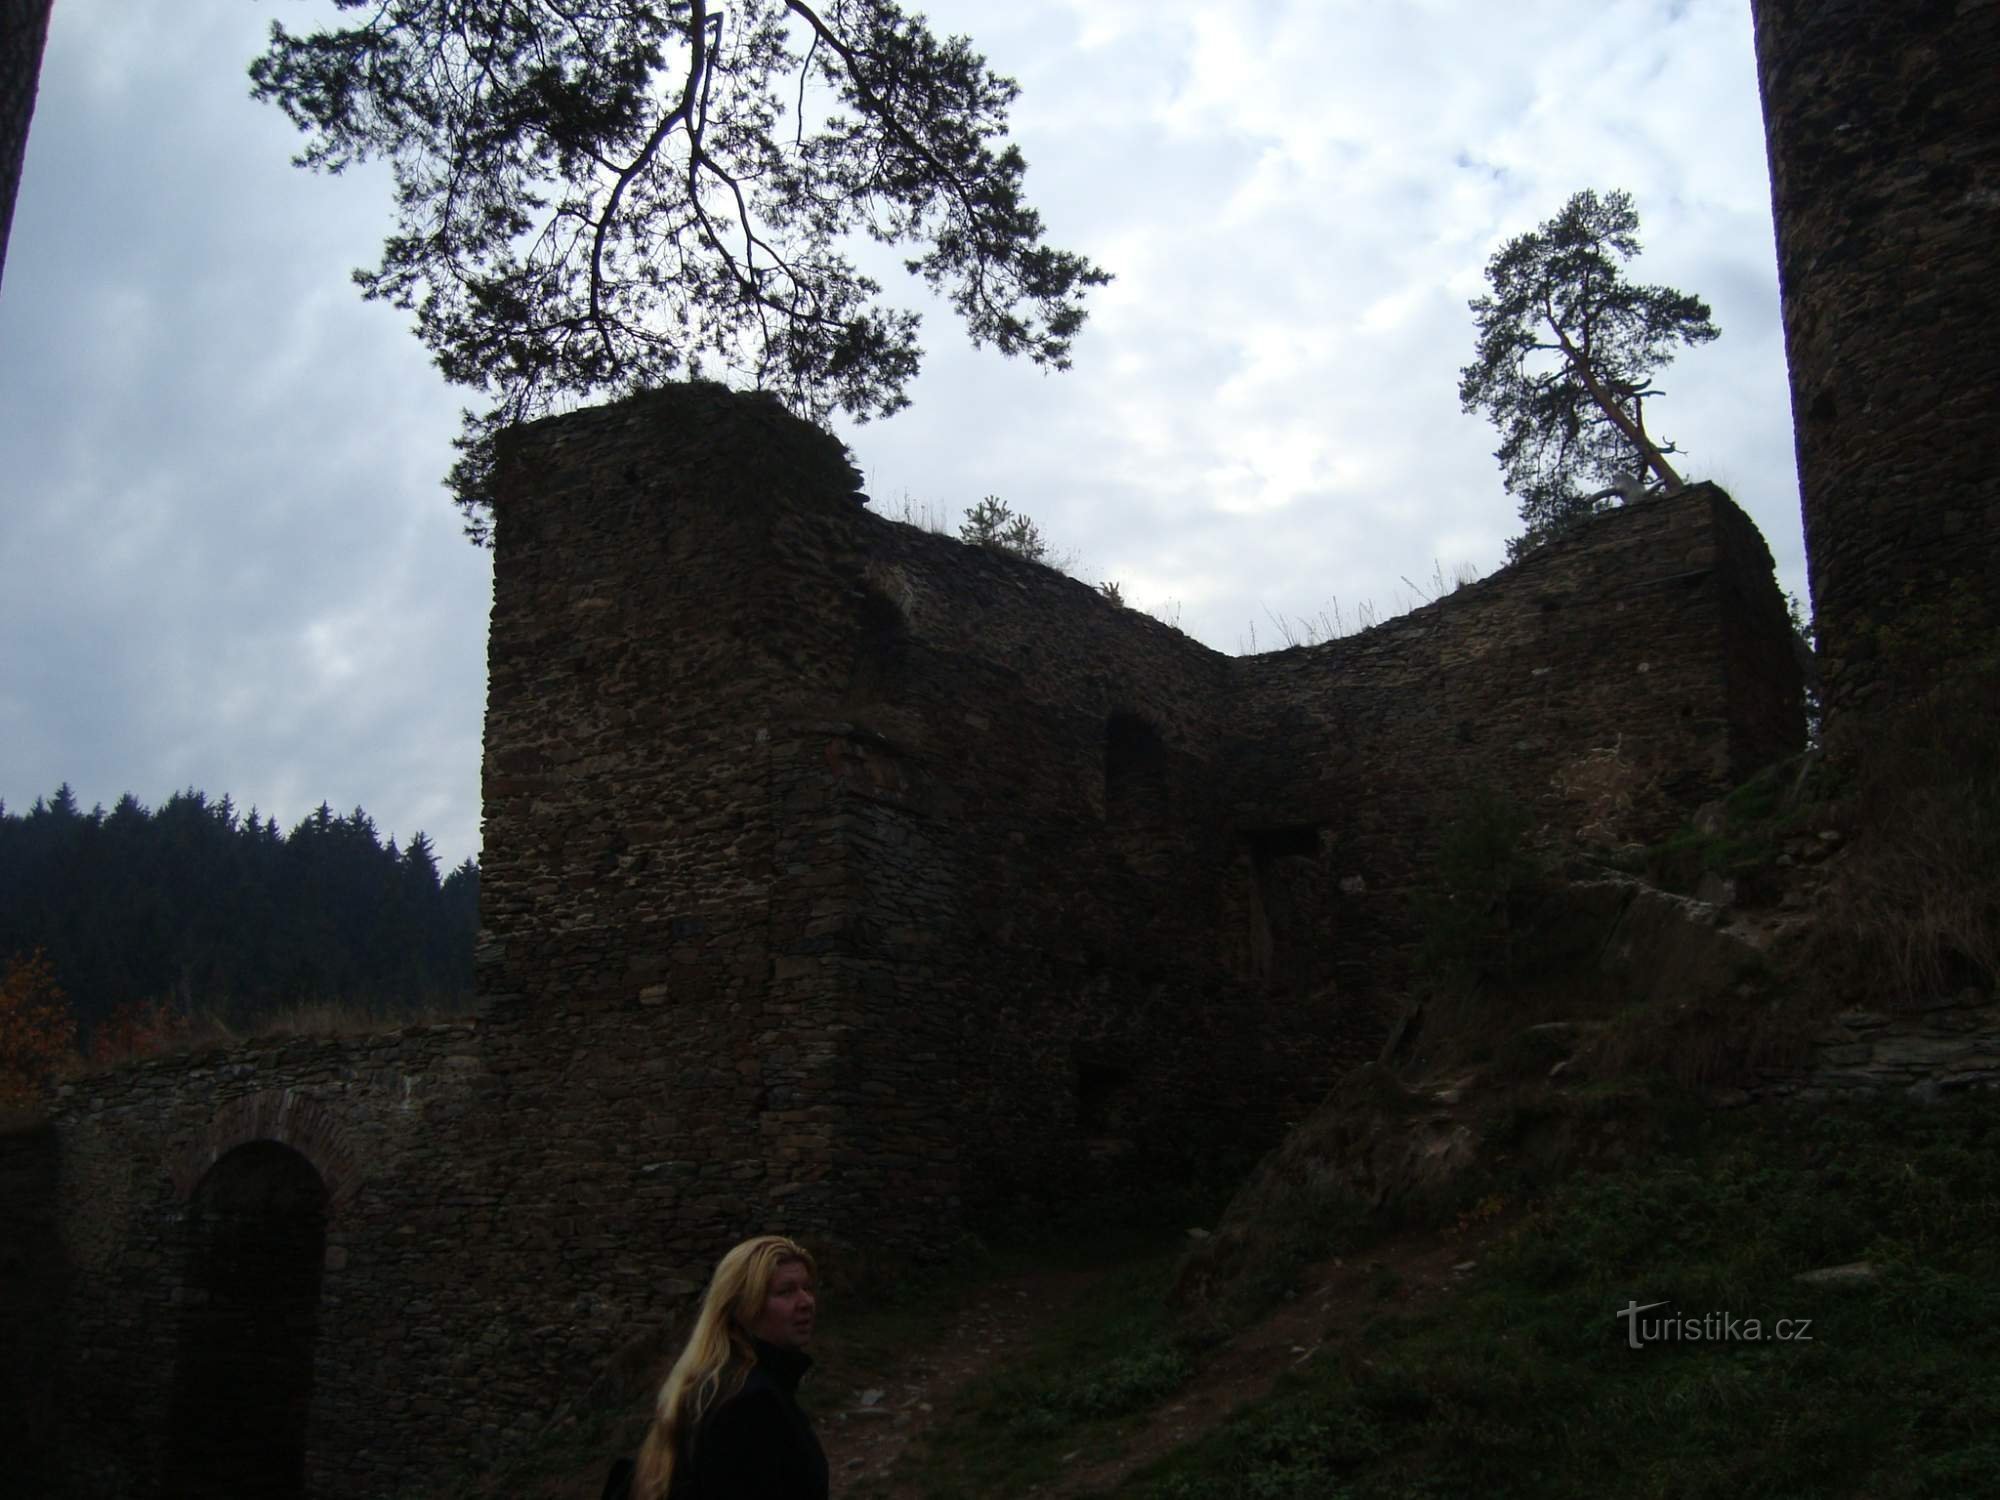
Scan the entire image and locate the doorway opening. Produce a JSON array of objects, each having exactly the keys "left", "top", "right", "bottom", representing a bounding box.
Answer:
[{"left": 163, "top": 1141, "right": 327, "bottom": 1498}]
